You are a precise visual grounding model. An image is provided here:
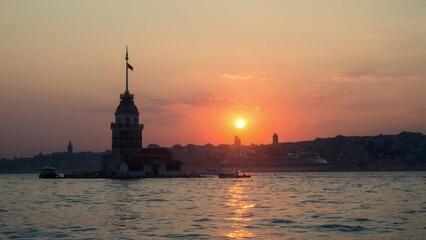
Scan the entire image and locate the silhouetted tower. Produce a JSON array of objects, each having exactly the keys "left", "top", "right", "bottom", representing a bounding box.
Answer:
[
  {"left": 273, "top": 133, "right": 279, "bottom": 145},
  {"left": 67, "top": 141, "right": 73, "bottom": 154},
  {"left": 111, "top": 47, "right": 144, "bottom": 155},
  {"left": 234, "top": 135, "right": 241, "bottom": 146}
]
